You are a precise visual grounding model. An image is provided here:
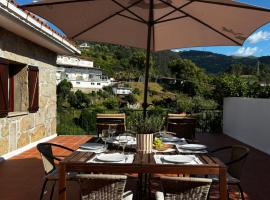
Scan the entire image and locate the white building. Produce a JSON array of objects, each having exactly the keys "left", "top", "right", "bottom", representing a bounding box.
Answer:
[
  {"left": 56, "top": 55, "right": 112, "bottom": 91},
  {"left": 113, "top": 87, "right": 133, "bottom": 95}
]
